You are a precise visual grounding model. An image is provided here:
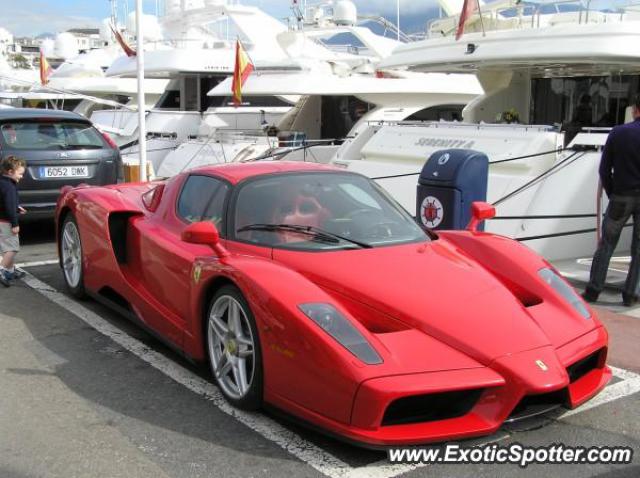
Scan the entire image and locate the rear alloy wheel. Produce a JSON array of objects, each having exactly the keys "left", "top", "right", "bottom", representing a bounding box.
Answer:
[
  {"left": 206, "top": 285, "right": 263, "bottom": 410},
  {"left": 60, "top": 215, "right": 86, "bottom": 299}
]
